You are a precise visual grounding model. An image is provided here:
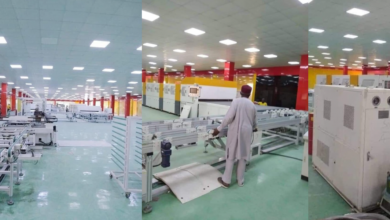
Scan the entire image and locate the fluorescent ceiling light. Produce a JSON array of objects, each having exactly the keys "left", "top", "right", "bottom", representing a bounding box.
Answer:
[
  {"left": 211, "top": 67, "right": 219, "bottom": 69},
  {"left": 72, "top": 88, "right": 76, "bottom": 90},
  {"left": 149, "top": 62, "right": 156, "bottom": 65},
  {"left": 299, "top": 0, "right": 313, "bottom": 4},
  {"left": 340, "top": 59, "right": 347, "bottom": 61},
  {"left": 344, "top": 34, "right": 358, "bottom": 39},
  {"left": 126, "top": 91, "right": 132, "bottom": 93},
  {"left": 288, "top": 61, "right": 299, "bottom": 65},
  {"left": 165, "top": 65, "right": 172, "bottom": 68},
  {"left": 26, "top": 83, "right": 31, "bottom": 85},
  {"left": 131, "top": 71, "right": 142, "bottom": 74},
  {"left": 43, "top": 77, "right": 51, "bottom": 80},
  {"left": 20, "top": 76, "right": 28, "bottom": 79},
  {"left": 355, "top": 61, "right": 361, "bottom": 63},
  {"left": 150, "top": 67, "right": 156, "bottom": 69},
  {"left": 10, "top": 64, "right": 22, "bottom": 69},
  {"left": 184, "top": 28, "right": 205, "bottom": 36},
  {"left": 30, "top": 87, "right": 34, "bottom": 89},
  {"left": 103, "top": 68, "right": 115, "bottom": 72},
  {"left": 373, "top": 40, "right": 386, "bottom": 44},
  {"left": 15, "top": 87, "right": 19, "bottom": 88},
  {"left": 324, "top": 57, "right": 331, "bottom": 59},
  {"left": 352, "top": 64, "right": 358, "bottom": 66},
  {"left": 7, "top": 82, "right": 14, "bottom": 85},
  {"left": 243, "top": 65, "right": 252, "bottom": 68},
  {"left": 168, "top": 59, "right": 177, "bottom": 62},
  {"left": 137, "top": 46, "right": 142, "bottom": 51},
  {"left": 73, "top": 67, "right": 84, "bottom": 70},
  {"left": 264, "top": 54, "right": 277, "bottom": 58},
  {"left": 142, "top": 10, "right": 159, "bottom": 21},
  {"left": 127, "top": 87, "right": 134, "bottom": 89},
  {"left": 128, "top": 82, "right": 138, "bottom": 84},
  {"left": 108, "top": 80, "right": 116, "bottom": 83},
  {"left": 0, "top": 37, "right": 7, "bottom": 44},
  {"left": 100, "top": 89, "right": 104, "bottom": 91},
  {"left": 359, "top": 57, "right": 366, "bottom": 59},
  {"left": 309, "top": 28, "right": 324, "bottom": 33},
  {"left": 217, "top": 59, "right": 226, "bottom": 62},
  {"left": 375, "top": 59, "right": 382, "bottom": 61},
  {"left": 44, "top": 87, "right": 48, "bottom": 89},
  {"left": 368, "top": 62, "right": 374, "bottom": 65},
  {"left": 340, "top": 62, "right": 345, "bottom": 64},
  {"left": 318, "top": 46, "right": 328, "bottom": 49},
  {"left": 143, "top": 43, "right": 157, "bottom": 47},
  {"left": 86, "top": 79, "right": 95, "bottom": 82},
  {"left": 197, "top": 54, "right": 208, "bottom": 58},
  {"left": 113, "top": 90, "right": 118, "bottom": 92},
  {"left": 147, "top": 55, "right": 156, "bottom": 58},
  {"left": 42, "top": 65, "right": 53, "bottom": 69},
  {"left": 90, "top": 40, "right": 110, "bottom": 48},
  {"left": 77, "top": 85, "right": 83, "bottom": 87},
  {"left": 309, "top": 55, "right": 314, "bottom": 58},
  {"left": 191, "top": 69, "right": 195, "bottom": 71},
  {"left": 343, "top": 48, "right": 353, "bottom": 51},
  {"left": 322, "top": 53, "right": 330, "bottom": 55},
  {"left": 219, "top": 39, "right": 237, "bottom": 45},
  {"left": 245, "top": 48, "right": 260, "bottom": 52},
  {"left": 315, "top": 62, "right": 321, "bottom": 64},
  {"left": 347, "top": 8, "right": 370, "bottom": 16},
  {"left": 172, "top": 69, "right": 177, "bottom": 71},
  {"left": 186, "top": 63, "right": 195, "bottom": 65},
  {"left": 173, "top": 49, "right": 186, "bottom": 53}
]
